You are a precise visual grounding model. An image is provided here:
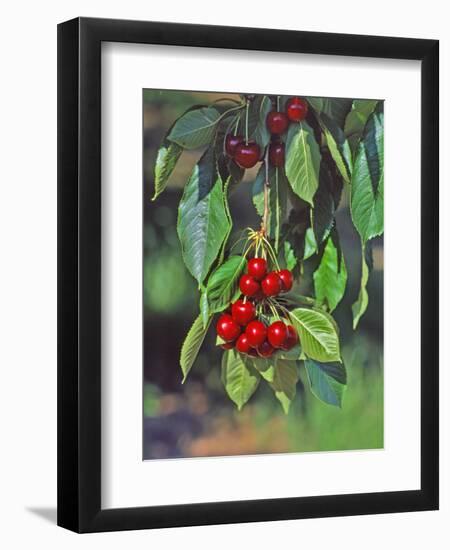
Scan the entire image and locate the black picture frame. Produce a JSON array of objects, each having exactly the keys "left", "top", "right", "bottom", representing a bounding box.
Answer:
[{"left": 57, "top": 16, "right": 439, "bottom": 533}]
